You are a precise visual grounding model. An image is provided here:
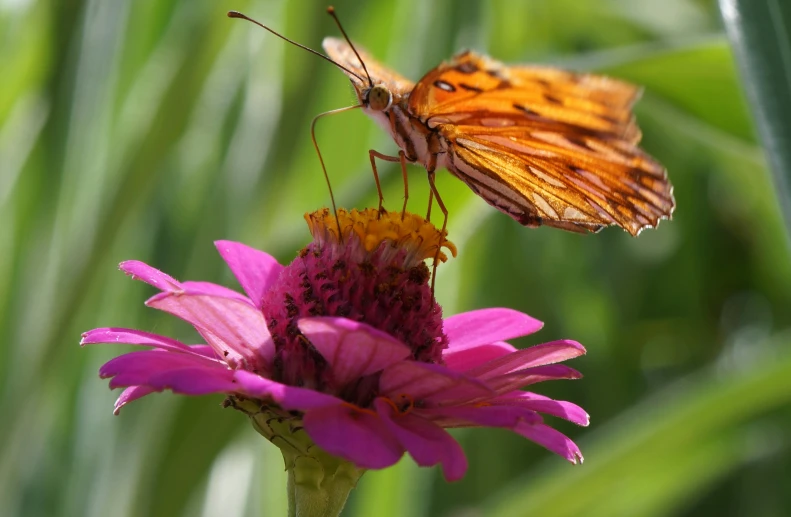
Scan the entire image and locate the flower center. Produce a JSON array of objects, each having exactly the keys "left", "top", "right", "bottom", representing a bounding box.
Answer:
[
  {"left": 260, "top": 208, "right": 454, "bottom": 405},
  {"left": 305, "top": 207, "right": 456, "bottom": 268}
]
